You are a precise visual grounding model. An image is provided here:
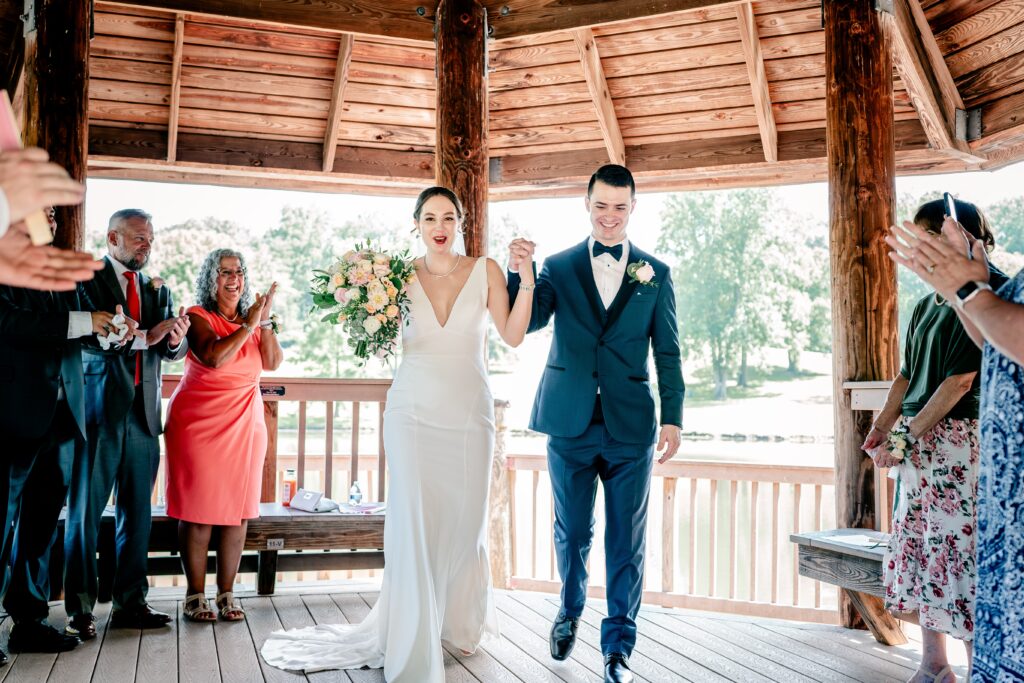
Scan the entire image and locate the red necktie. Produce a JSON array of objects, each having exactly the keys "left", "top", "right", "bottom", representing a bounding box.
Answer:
[{"left": 124, "top": 271, "right": 142, "bottom": 385}]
